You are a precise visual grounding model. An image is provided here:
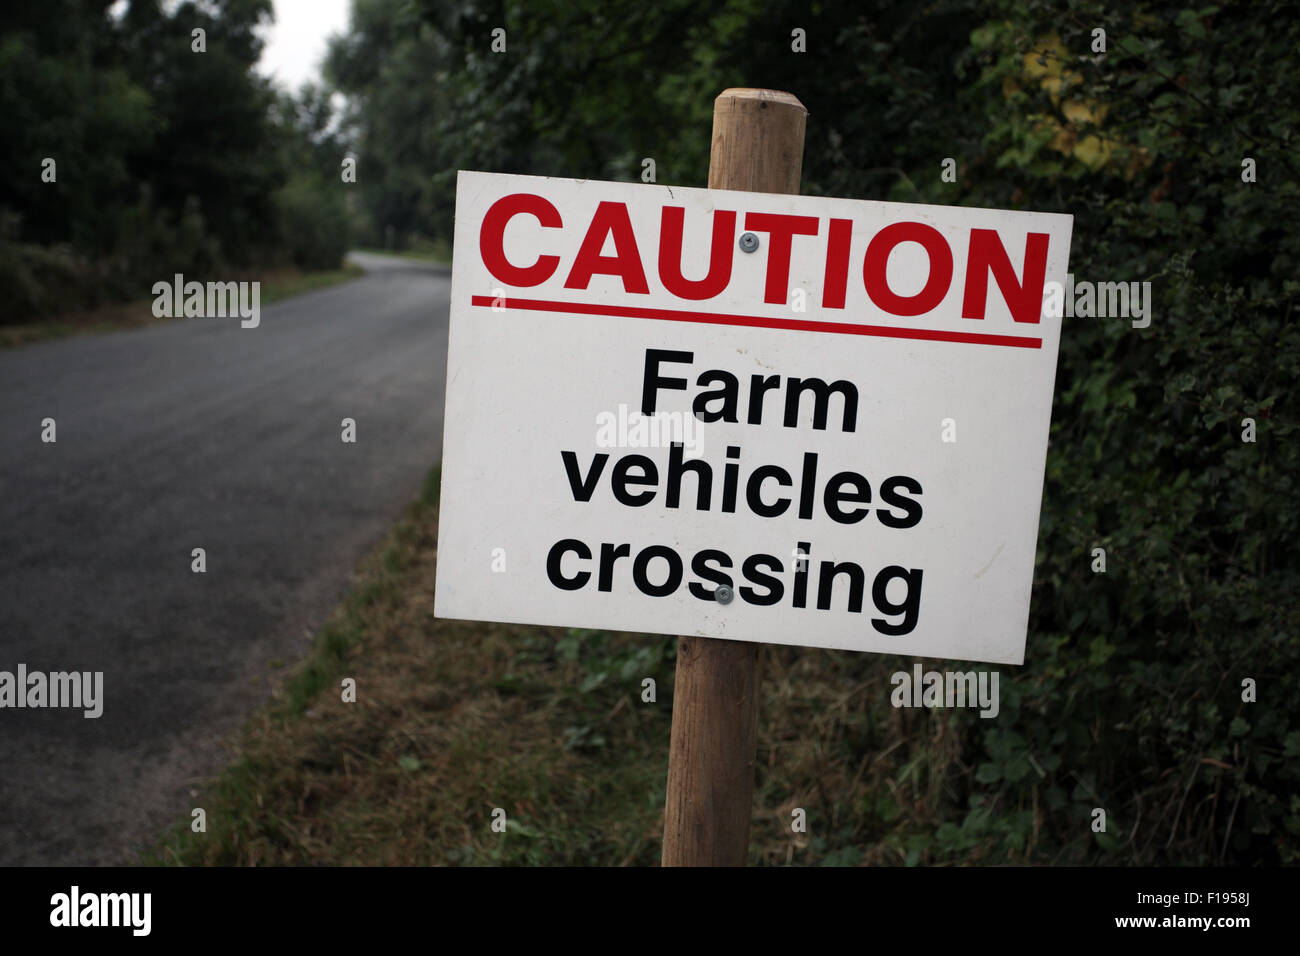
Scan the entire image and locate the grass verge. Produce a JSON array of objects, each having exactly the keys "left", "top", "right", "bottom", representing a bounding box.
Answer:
[{"left": 0, "top": 263, "right": 365, "bottom": 350}]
